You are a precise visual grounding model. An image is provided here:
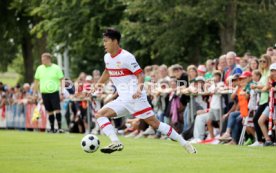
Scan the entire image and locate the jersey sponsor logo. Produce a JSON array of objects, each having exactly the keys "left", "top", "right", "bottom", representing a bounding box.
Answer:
[
  {"left": 106, "top": 68, "right": 133, "bottom": 77},
  {"left": 109, "top": 70, "right": 124, "bottom": 76}
]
